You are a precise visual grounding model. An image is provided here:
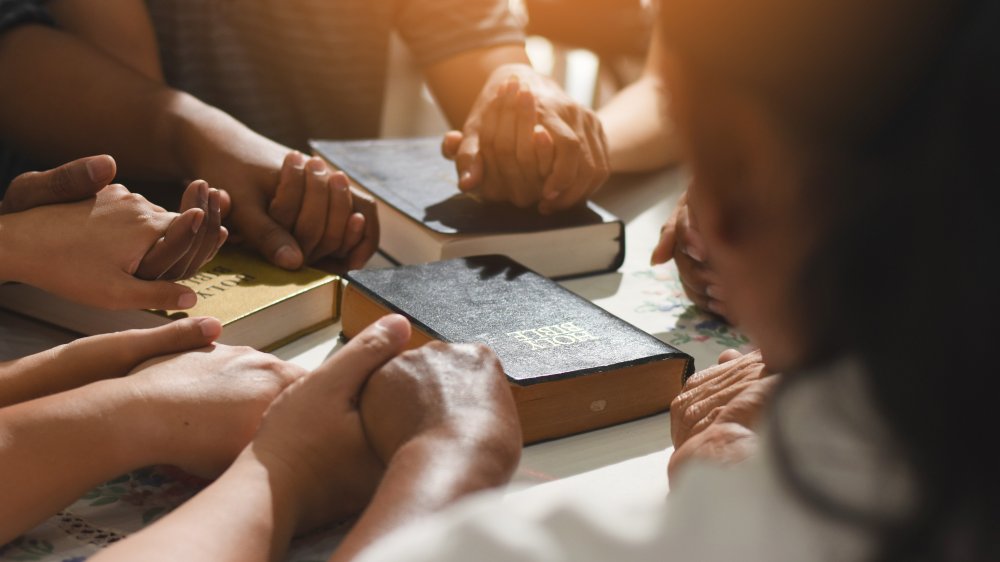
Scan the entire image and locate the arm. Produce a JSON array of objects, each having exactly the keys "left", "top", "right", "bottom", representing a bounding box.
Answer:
[
  {"left": 0, "top": 23, "right": 374, "bottom": 270},
  {"left": 597, "top": 26, "right": 681, "bottom": 173}
]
